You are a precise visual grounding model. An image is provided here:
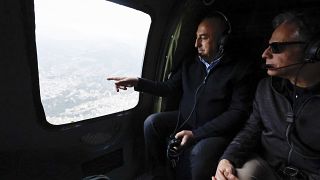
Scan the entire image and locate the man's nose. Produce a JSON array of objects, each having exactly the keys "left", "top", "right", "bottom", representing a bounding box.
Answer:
[
  {"left": 195, "top": 40, "right": 201, "bottom": 48},
  {"left": 194, "top": 39, "right": 198, "bottom": 48},
  {"left": 262, "top": 46, "right": 272, "bottom": 59}
]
